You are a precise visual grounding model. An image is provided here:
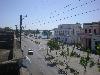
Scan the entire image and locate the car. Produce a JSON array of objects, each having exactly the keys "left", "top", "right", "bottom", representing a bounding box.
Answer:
[
  {"left": 24, "top": 45, "right": 26, "bottom": 47},
  {"left": 47, "top": 61, "right": 57, "bottom": 67},
  {"left": 76, "top": 47, "right": 81, "bottom": 50},
  {"left": 35, "top": 37, "right": 37, "bottom": 39},
  {"left": 28, "top": 49, "right": 33, "bottom": 55}
]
